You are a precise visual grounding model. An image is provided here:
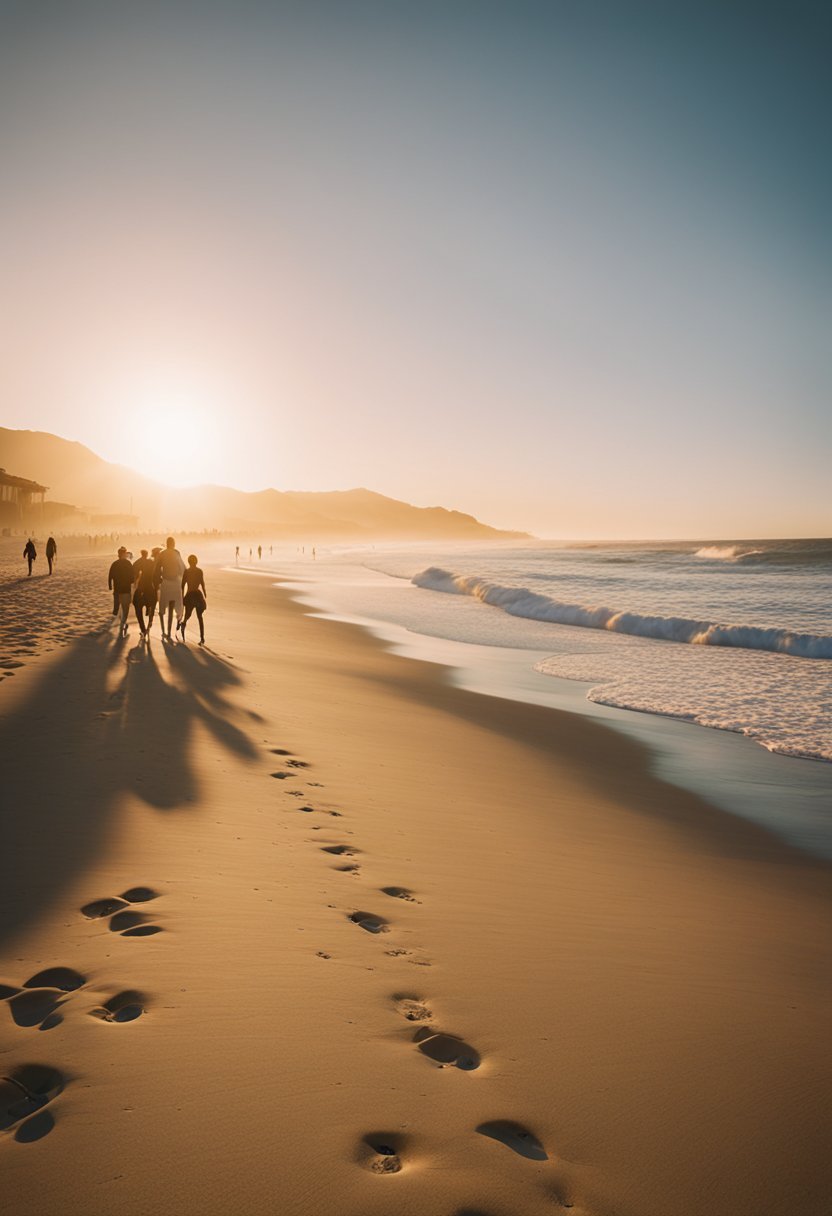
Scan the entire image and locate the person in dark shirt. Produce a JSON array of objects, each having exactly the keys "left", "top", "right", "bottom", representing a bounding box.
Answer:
[
  {"left": 180, "top": 554, "right": 207, "bottom": 644},
  {"left": 108, "top": 547, "right": 134, "bottom": 637},
  {"left": 46, "top": 536, "right": 57, "bottom": 574},
  {"left": 23, "top": 539, "right": 37, "bottom": 576},
  {"left": 132, "top": 548, "right": 157, "bottom": 638}
]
